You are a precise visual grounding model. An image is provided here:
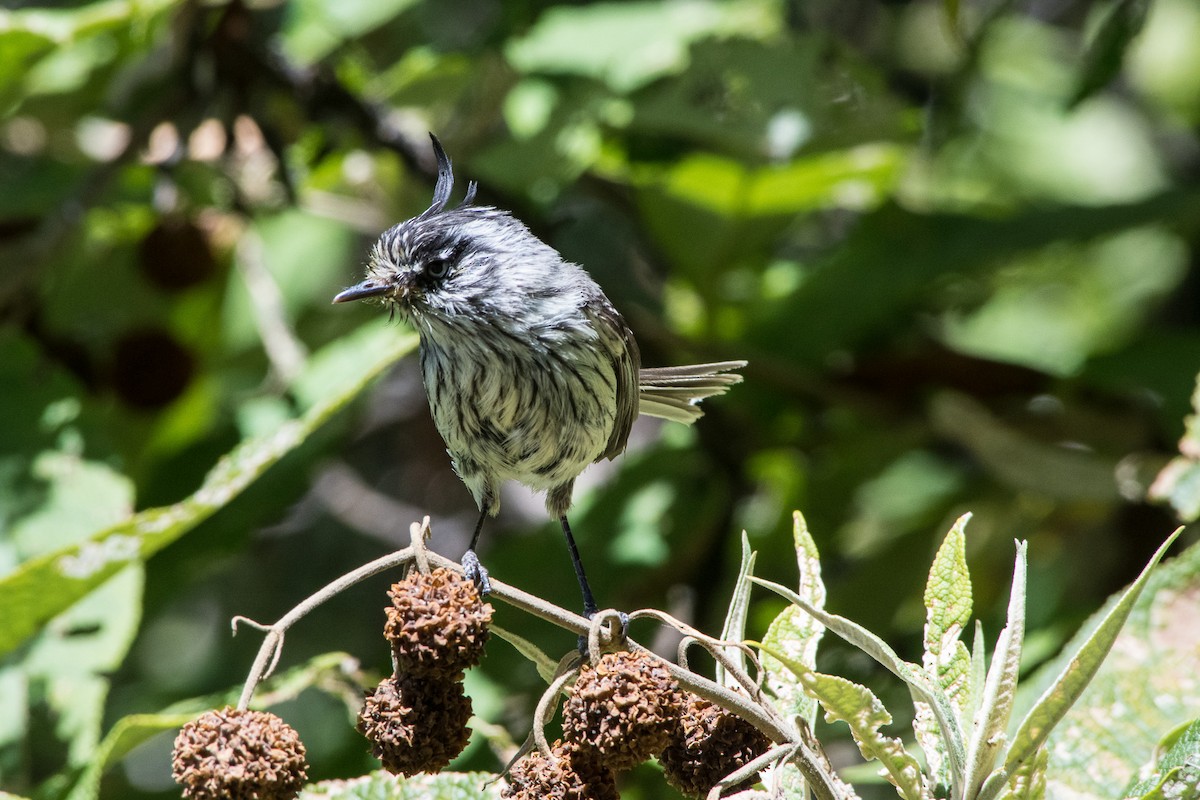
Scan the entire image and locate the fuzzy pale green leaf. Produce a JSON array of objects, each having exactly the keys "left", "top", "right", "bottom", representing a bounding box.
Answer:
[
  {"left": 716, "top": 532, "right": 756, "bottom": 688},
  {"left": 752, "top": 575, "right": 966, "bottom": 789},
  {"left": 300, "top": 770, "right": 503, "bottom": 799},
  {"left": 964, "top": 541, "right": 1027, "bottom": 798},
  {"left": 923, "top": 513, "right": 973, "bottom": 709},
  {"left": 760, "top": 645, "right": 931, "bottom": 800},
  {"left": 760, "top": 512, "right": 826, "bottom": 796},
  {"left": 979, "top": 528, "right": 1185, "bottom": 800},
  {"left": 1012, "top": 536, "right": 1200, "bottom": 798},
  {"left": 762, "top": 512, "right": 826, "bottom": 726},
  {"left": 999, "top": 747, "right": 1047, "bottom": 800},
  {"left": 1127, "top": 720, "right": 1200, "bottom": 800},
  {"left": 914, "top": 513, "right": 973, "bottom": 786}
]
